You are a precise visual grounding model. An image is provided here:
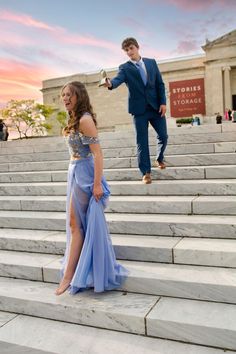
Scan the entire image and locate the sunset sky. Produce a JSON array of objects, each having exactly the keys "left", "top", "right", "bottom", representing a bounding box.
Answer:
[{"left": 0, "top": 0, "right": 235, "bottom": 108}]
